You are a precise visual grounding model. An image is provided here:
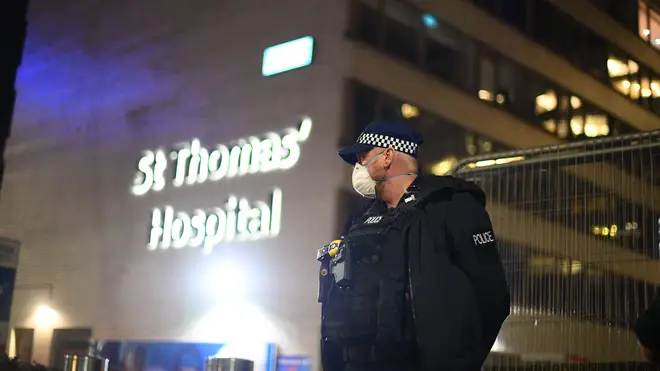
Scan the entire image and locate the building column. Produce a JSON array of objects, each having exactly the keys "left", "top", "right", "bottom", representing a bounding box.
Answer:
[{"left": 0, "top": 0, "right": 29, "bottom": 192}]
